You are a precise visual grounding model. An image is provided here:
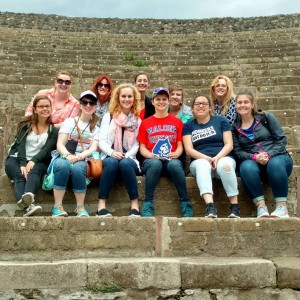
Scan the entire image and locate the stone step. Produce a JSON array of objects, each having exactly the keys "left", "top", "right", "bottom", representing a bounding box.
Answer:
[
  {"left": 0, "top": 174, "right": 299, "bottom": 218},
  {"left": 0, "top": 217, "right": 300, "bottom": 260}
]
